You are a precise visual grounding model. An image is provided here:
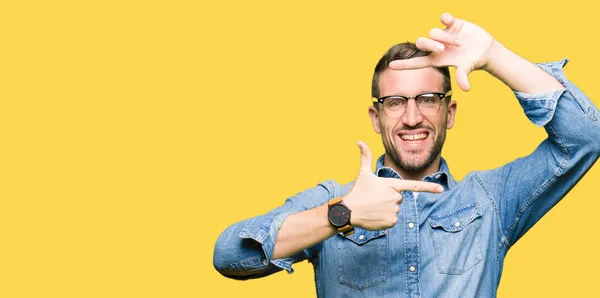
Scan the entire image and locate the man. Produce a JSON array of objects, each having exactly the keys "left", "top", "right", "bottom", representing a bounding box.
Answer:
[{"left": 213, "top": 13, "right": 600, "bottom": 297}]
